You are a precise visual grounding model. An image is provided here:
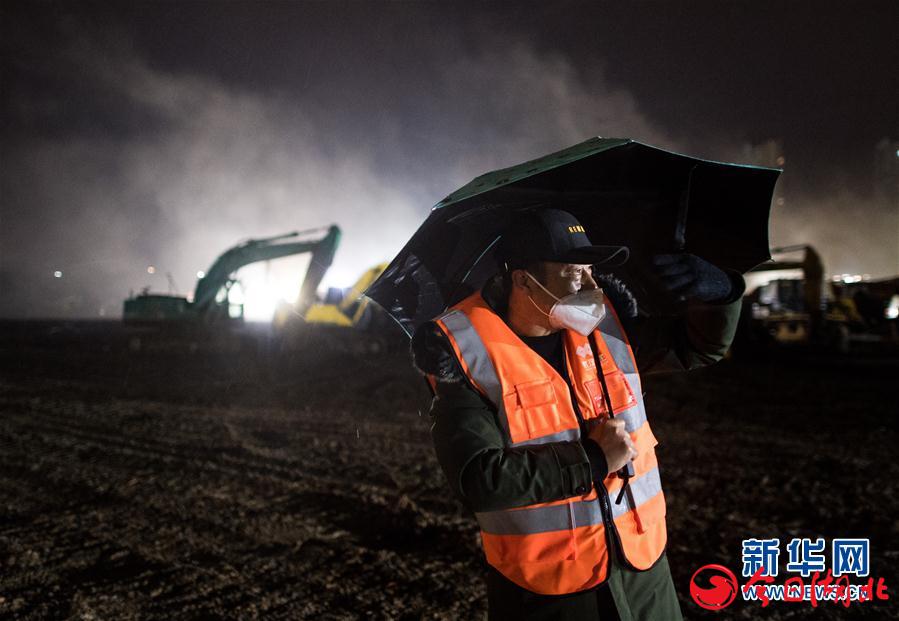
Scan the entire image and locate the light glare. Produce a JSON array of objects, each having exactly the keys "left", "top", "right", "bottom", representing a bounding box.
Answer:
[
  {"left": 233, "top": 256, "right": 309, "bottom": 322},
  {"left": 887, "top": 295, "right": 899, "bottom": 319}
]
